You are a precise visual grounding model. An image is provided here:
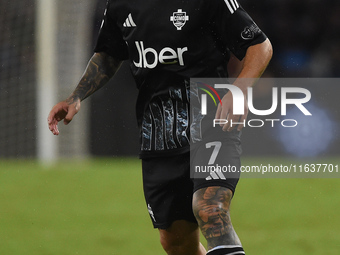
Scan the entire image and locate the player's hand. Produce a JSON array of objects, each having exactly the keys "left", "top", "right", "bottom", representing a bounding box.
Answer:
[
  {"left": 47, "top": 98, "right": 81, "bottom": 135},
  {"left": 215, "top": 88, "right": 248, "bottom": 132}
]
